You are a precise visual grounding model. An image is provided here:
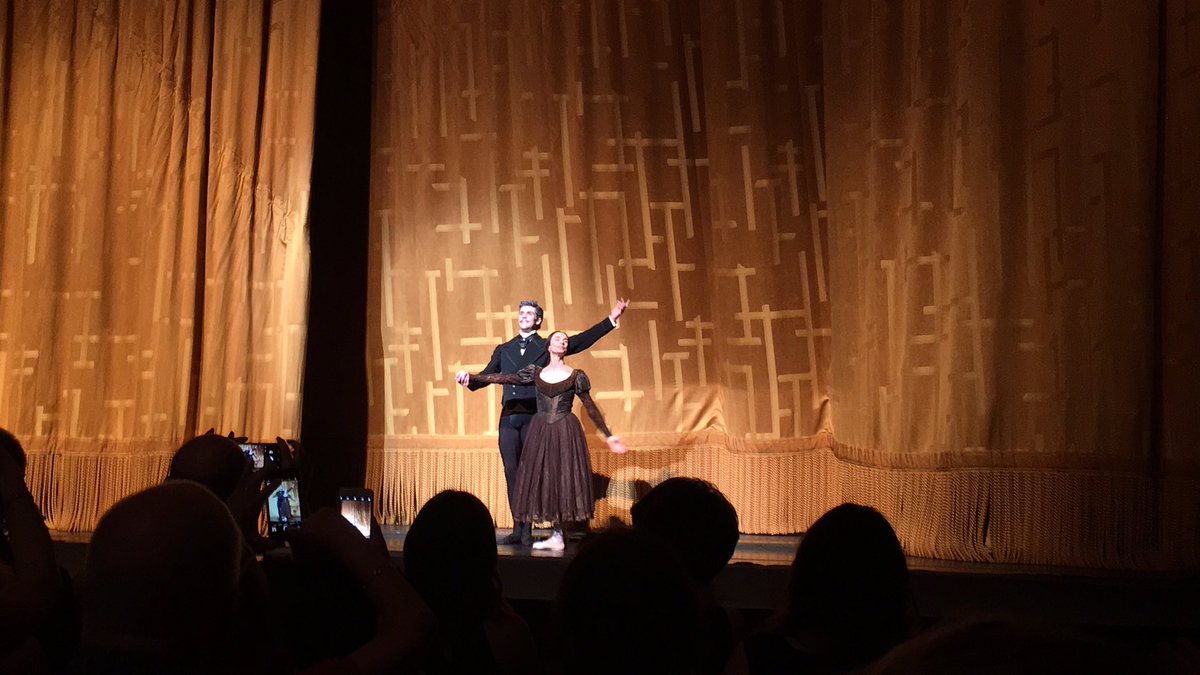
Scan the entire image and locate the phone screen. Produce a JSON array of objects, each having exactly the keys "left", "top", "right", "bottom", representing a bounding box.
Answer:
[
  {"left": 239, "top": 443, "right": 273, "bottom": 470},
  {"left": 266, "top": 478, "right": 302, "bottom": 535},
  {"left": 338, "top": 488, "right": 374, "bottom": 538}
]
